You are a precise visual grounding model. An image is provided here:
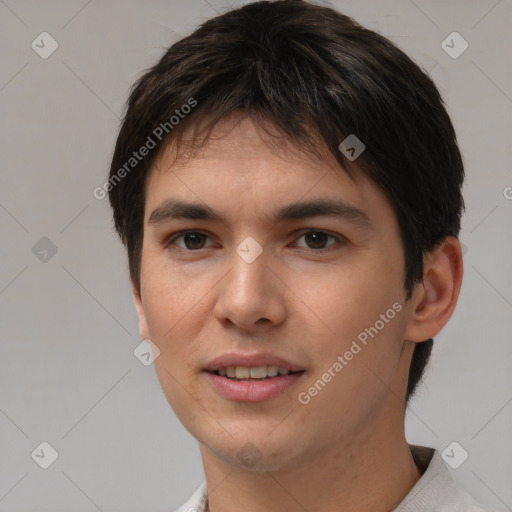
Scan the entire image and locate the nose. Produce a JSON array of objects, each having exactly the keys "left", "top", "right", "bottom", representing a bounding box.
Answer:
[{"left": 213, "top": 243, "right": 287, "bottom": 333}]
